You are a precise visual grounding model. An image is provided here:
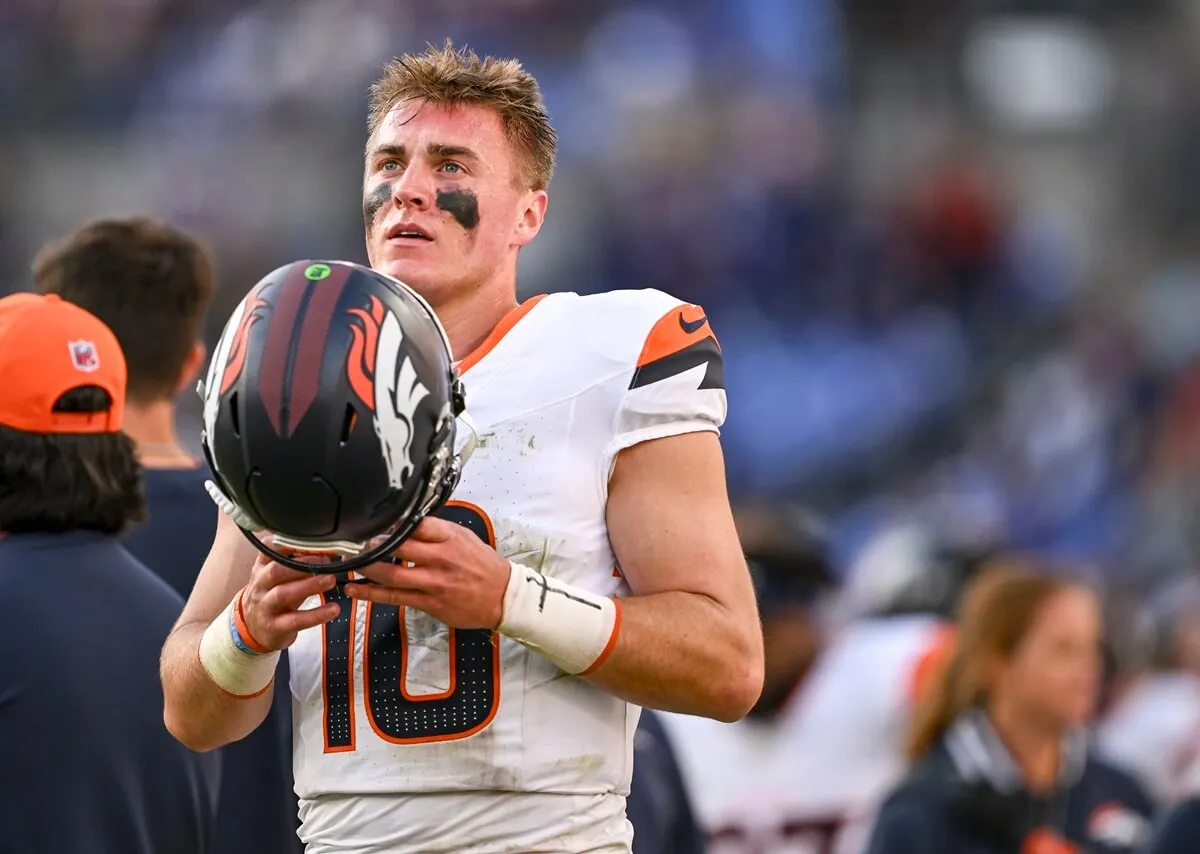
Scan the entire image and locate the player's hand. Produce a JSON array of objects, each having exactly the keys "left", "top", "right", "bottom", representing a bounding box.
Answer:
[
  {"left": 240, "top": 555, "right": 342, "bottom": 652},
  {"left": 343, "top": 516, "right": 510, "bottom": 629}
]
